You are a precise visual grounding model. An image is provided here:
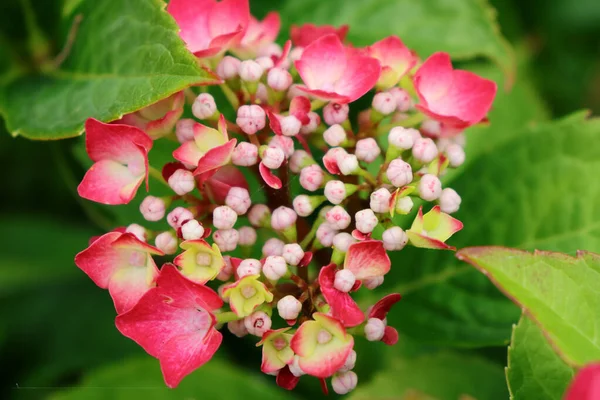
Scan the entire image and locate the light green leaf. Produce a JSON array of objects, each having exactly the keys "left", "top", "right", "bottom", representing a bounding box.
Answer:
[
  {"left": 0, "top": 0, "right": 211, "bottom": 140},
  {"left": 507, "top": 315, "right": 575, "bottom": 400},
  {"left": 458, "top": 248, "right": 600, "bottom": 366}
]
